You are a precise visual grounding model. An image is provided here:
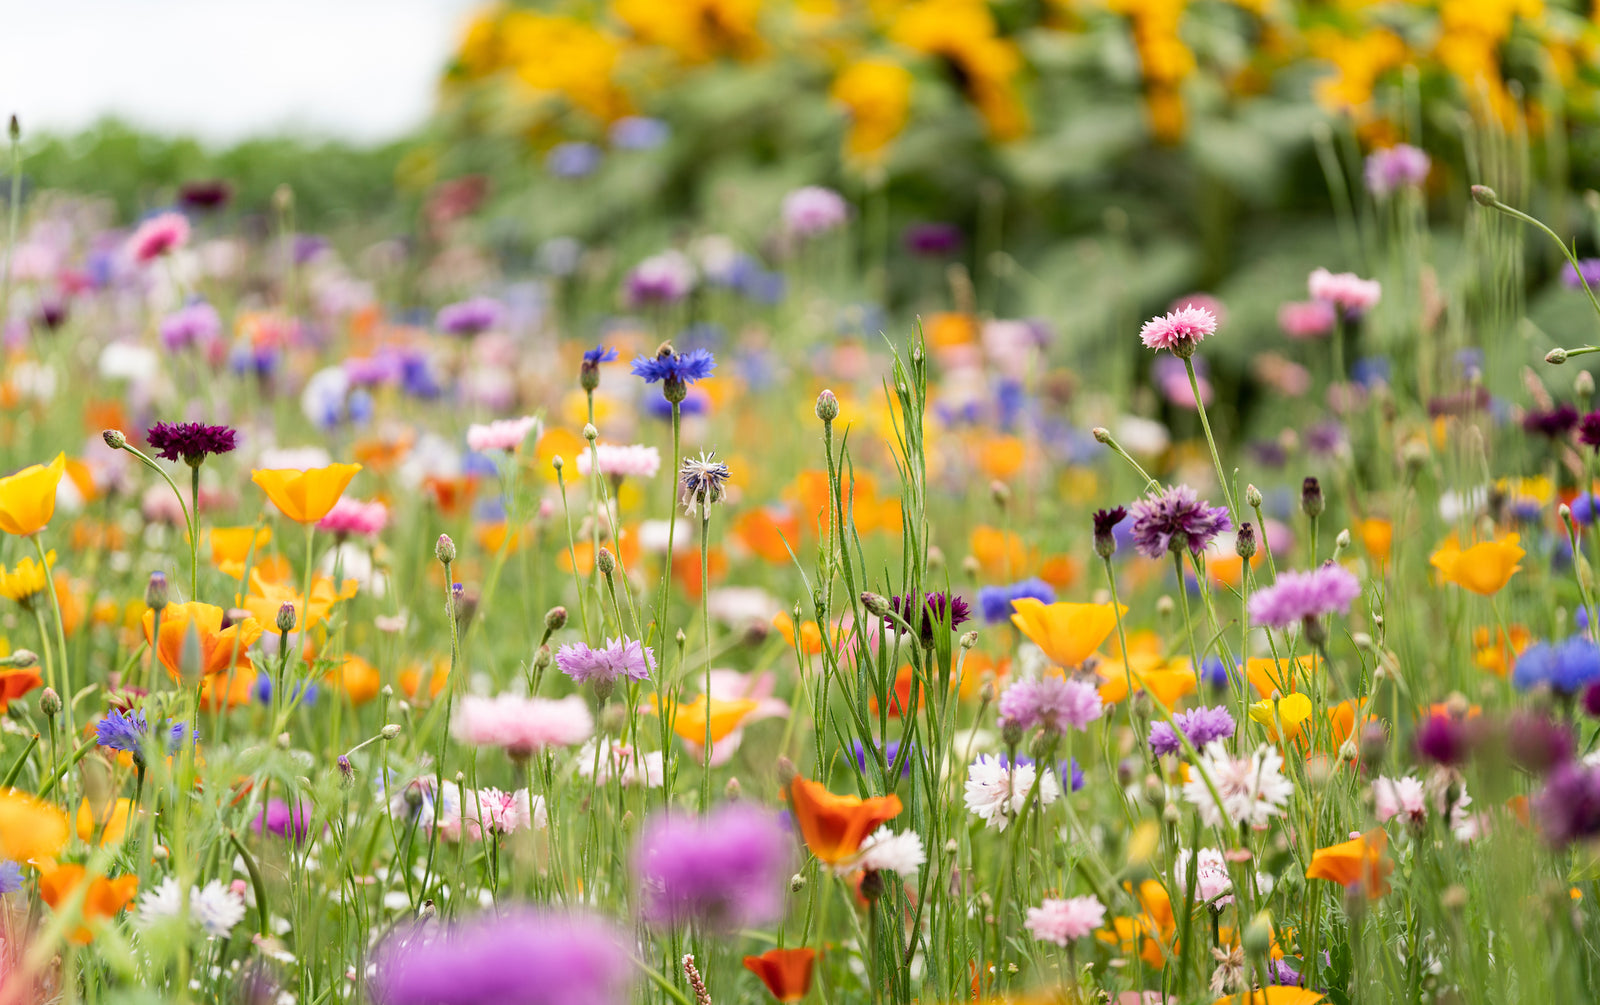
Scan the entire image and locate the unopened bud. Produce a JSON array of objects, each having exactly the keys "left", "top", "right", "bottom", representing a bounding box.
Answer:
[
  {"left": 1155, "top": 596, "right": 1174, "bottom": 618},
  {"left": 596, "top": 547, "right": 616, "bottom": 576},
  {"left": 776, "top": 756, "right": 797, "bottom": 786},
  {"left": 1091, "top": 426, "right": 1111, "bottom": 444},
  {"left": 858, "top": 869, "right": 885, "bottom": 901},
  {"left": 926, "top": 545, "right": 945, "bottom": 571},
  {"left": 790, "top": 873, "right": 806, "bottom": 893},
  {"left": 276, "top": 731, "right": 291, "bottom": 749},
  {"left": 582, "top": 423, "right": 598, "bottom": 442},
  {"left": 1548, "top": 348, "right": 1570, "bottom": 365},
  {"left": 860, "top": 592, "right": 893, "bottom": 619},
  {"left": 1578, "top": 370, "right": 1595, "bottom": 397},
  {"left": 1244, "top": 484, "right": 1263, "bottom": 508},
  {"left": 1301, "top": 476, "right": 1324, "bottom": 518},
  {"left": 544, "top": 606, "right": 568, "bottom": 633},
  {"left": 145, "top": 571, "right": 169, "bottom": 611},
  {"left": 337, "top": 755, "right": 354, "bottom": 786},
  {"left": 961, "top": 555, "right": 981, "bottom": 579},
  {"left": 1235, "top": 523, "right": 1257, "bottom": 560},
  {"left": 276, "top": 602, "right": 297, "bottom": 634},
  {"left": 1335, "top": 528, "right": 1352, "bottom": 551},
  {"left": 959, "top": 631, "right": 978, "bottom": 650},
  {"left": 1470, "top": 184, "right": 1497, "bottom": 207},
  {"left": 990, "top": 481, "right": 1009, "bottom": 507},
  {"left": 815, "top": 389, "right": 839, "bottom": 423},
  {"left": 533, "top": 645, "right": 552, "bottom": 672},
  {"left": 154, "top": 844, "right": 170, "bottom": 861},
  {"left": 102, "top": 429, "right": 128, "bottom": 450},
  {"left": 39, "top": 687, "right": 60, "bottom": 717},
  {"left": 6, "top": 115, "right": 16, "bottom": 141},
  {"left": 552, "top": 455, "right": 564, "bottom": 472},
  {"left": 1242, "top": 911, "right": 1274, "bottom": 956},
  {"left": 6, "top": 649, "right": 36, "bottom": 669},
  {"left": 435, "top": 534, "right": 456, "bottom": 565},
  {"left": 381, "top": 724, "right": 402, "bottom": 740},
  {"left": 724, "top": 776, "right": 742, "bottom": 800}
]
